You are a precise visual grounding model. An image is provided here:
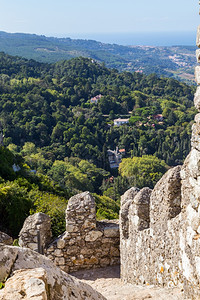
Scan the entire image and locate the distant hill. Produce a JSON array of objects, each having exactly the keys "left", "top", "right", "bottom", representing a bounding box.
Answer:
[{"left": 0, "top": 31, "right": 196, "bottom": 83}]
